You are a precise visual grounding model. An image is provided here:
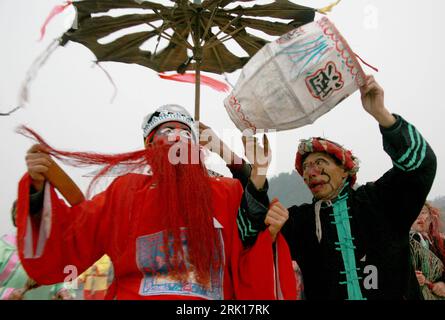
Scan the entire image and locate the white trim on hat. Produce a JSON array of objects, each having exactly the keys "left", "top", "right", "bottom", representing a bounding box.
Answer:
[{"left": 141, "top": 105, "right": 198, "bottom": 142}]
